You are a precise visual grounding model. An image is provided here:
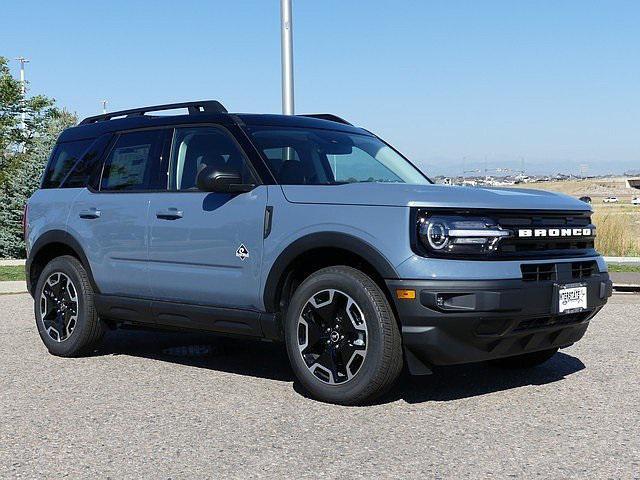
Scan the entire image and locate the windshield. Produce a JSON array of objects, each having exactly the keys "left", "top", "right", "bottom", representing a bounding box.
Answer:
[{"left": 247, "top": 126, "right": 429, "bottom": 185}]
